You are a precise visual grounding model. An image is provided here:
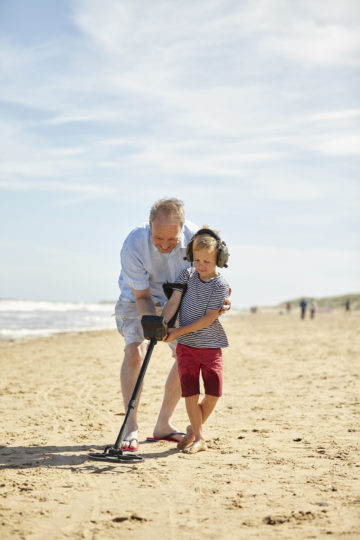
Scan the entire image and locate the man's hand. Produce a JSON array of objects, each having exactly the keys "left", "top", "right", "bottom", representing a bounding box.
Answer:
[{"left": 219, "top": 287, "right": 232, "bottom": 315}]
